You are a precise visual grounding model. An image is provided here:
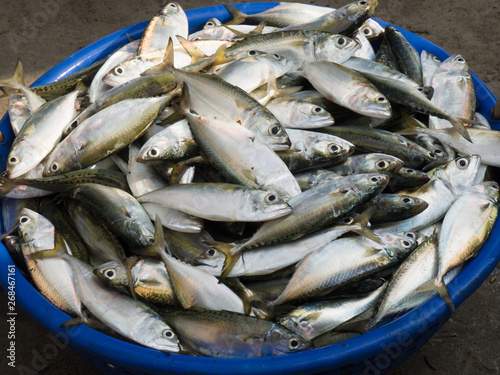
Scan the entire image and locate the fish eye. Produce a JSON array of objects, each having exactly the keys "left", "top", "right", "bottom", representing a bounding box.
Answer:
[
  {"left": 456, "top": 56, "right": 465, "bottom": 62},
  {"left": 456, "top": 157, "right": 469, "bottom": 169},
  {"left": 405, "top": 168, "right": 415, "bottom": 174},
  {"left": 147, "top": 237, "right": 155, "bottom": 245},
  {"left": 336, "top": 37, "right": 347, "bottom": 47},
  {"left": 376, "top": 160, "right": 387, "bottom": 169},
  {"left": 163, "top": 329, "right": 175, "bottom": 338},
  {"left": 405, "top": 232, "right": 416, "bottom": 239},
  {"left": 168, "top": 3, "right": 178, "bottom": 9},
  {"left": 288, "top": 338, "right": 301, "bottom": 350},
  {"left": 104, "top": 269, "right": 116, "bottom": 279},
  {"left": 370, "top": 176, "right": 380, "bottom": 183},
  {"left": 432, "top": 55, "right": 440, "bottom": 62},
  {"left": 362, "top": 27, "right": 371, "bottom": 35},
  {"left": 192, "top": 37, "right": 202, "bottom": 41},
  {"left": 401, "top": 240, "right": 412, "bottom": 248},
  {"left": 328, "top": 143, "right": 341, "bottom": 155},
  {"left": 265, "top": 193, "right": 278, "bottom": 204},
  {"left": 342, "top": 216, "right": 354, "bottom": 224},
  {"left": 148, "top": 147, "right": 160, "bottom": 158},
  {"left": 114, "top": 66, "right": 124, "bottom": 75},
  {"left": 248, "top": 50, "right": 257, "bottom": 56},
  {"left": 269, "top": 125, "right": 282, "bottom": 136},
  {"left": 8, "top": 156, "right": 19, "bottom": 165},
  {"left": 359, "top": 0, "right": 368, "bottom": 5},
  {"left": 206, "top": 248, "right": 217, "bottom": 257},
  {"left": 206, "top": 21, "right": 214, "bottom": 27},
  {"left": 19, "top": 215, "right": 31, "bottom": 224},
  {"left": 376, "top": 96, "right": 388, "bottom": 103},
  {"left": 312, "top": 106, "right": 323, "bottom": 114},
  {"left": 490, "top": 183, "right": 500, "bottom": 190},
  {"left": 433, "top": 149, "right": 443, "bottom": 155},
  {"left": 273, "top": 53, "right": 281, "bottom": 60},
  {"left": 51, "top": 162, "right": 59, "bottom": 172},
  {"left": 402, "top": 197, "right": 412, "bottom": 204}
]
